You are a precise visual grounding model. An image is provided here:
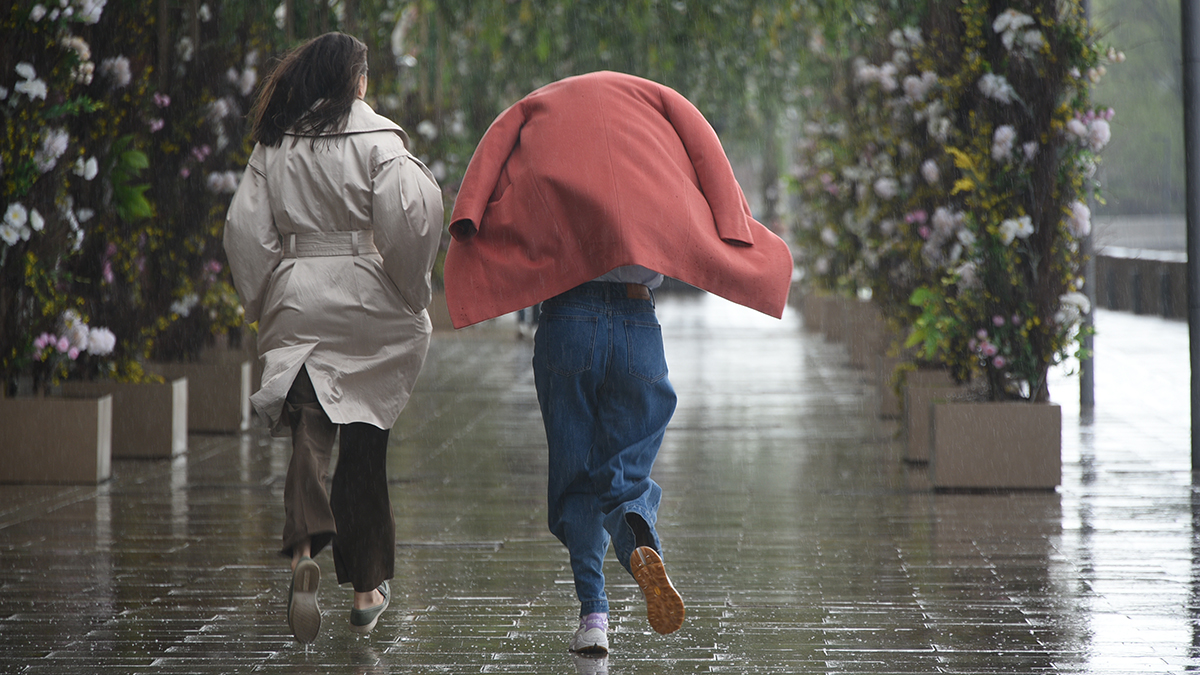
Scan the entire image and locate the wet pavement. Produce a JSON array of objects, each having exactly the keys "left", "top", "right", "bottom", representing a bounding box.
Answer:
[{"left": 0, "top": 291, "right": 1193, "bottom": 674}]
